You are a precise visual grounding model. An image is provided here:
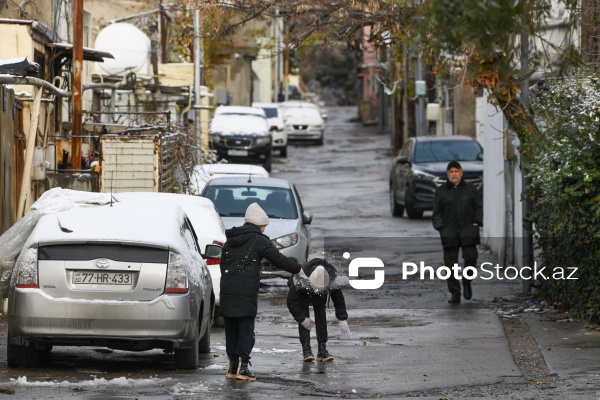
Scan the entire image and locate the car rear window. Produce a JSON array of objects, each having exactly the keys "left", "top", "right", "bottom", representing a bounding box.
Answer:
[
  {"left": 414, "top": 140, "right": 483, "bottom": 163},
  {"left": 203, "top": 186, "right": 298, "bottom": 219},
  {"left": 38, "top": 244, "right": 169, "bottom": 263},
  {"left": 262, "top": 108, "right": 278, "bottom": 118}
]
